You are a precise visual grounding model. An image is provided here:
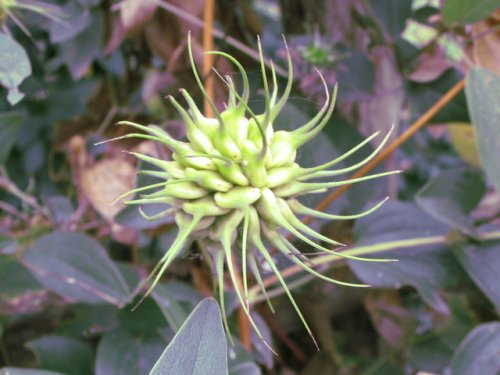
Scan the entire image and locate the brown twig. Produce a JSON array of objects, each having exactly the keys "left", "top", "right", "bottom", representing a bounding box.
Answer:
[
  {"left": 237, "top": 305, "right": 252, "bottom": 351},
  {"left": 157, "top": 0, "right": 288, "bottom": 77},
  {"left": 201, "top": 0, "right": 252, "bottom": 350},
  {"left": 0, "top": 169, "right": 49, "bottom": 217},
  {"left": 230, "top": 254, "right": 252, "bottom": 351},
  {"left": 257, "top": 305, "right": 307, "bottom": 362},
  {"left": 306, "top": 78, "right": 466, "bottom": 223},
  {"left": 203, "top": 0, "right": 215, "bottom": 117}
]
